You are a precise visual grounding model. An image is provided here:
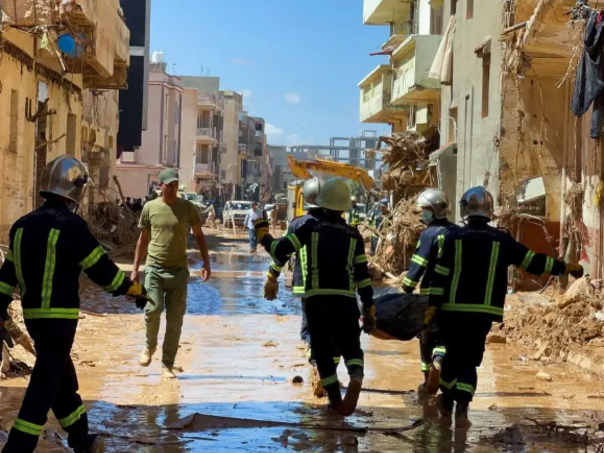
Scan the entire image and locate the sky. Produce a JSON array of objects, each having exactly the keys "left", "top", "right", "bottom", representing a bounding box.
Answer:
[{"left": 149, "top": 0, "right": 390, "bottom": 147}]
